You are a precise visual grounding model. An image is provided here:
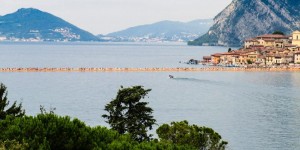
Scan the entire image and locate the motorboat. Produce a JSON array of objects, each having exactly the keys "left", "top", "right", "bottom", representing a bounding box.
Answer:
[{"left": 169, "top": 75, "right": 174, "bottom": 79}]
